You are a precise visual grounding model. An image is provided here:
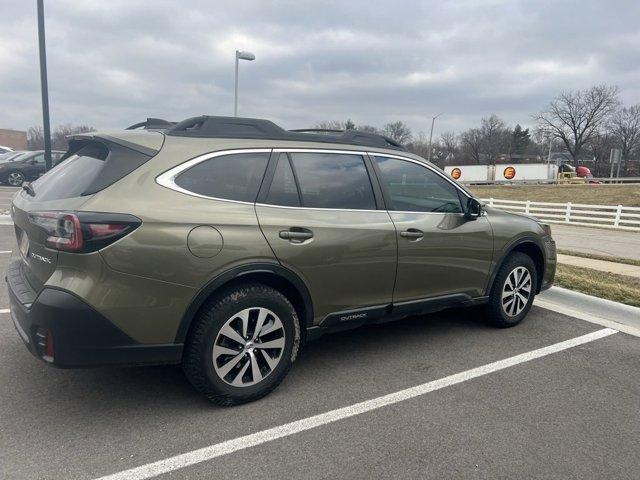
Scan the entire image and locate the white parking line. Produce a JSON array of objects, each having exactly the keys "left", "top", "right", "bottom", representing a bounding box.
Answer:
[
  {"left": 0, "top": 250, "right": 12, "bottom": 254},
  {"left": 95, "top": 327, "right": 617, "bottom": 480},
  {"left": 0, "top": 309, "right": 9, "bottom": 313}
]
